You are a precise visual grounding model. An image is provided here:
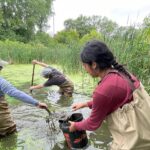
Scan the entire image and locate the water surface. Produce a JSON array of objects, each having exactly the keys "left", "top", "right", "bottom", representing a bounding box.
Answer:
[
  {"left": 0, "top": 90, "right": 111, "bottom": 150},
  {"left": 0, "top": 65, "right": 111, "bottom": 150}
]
